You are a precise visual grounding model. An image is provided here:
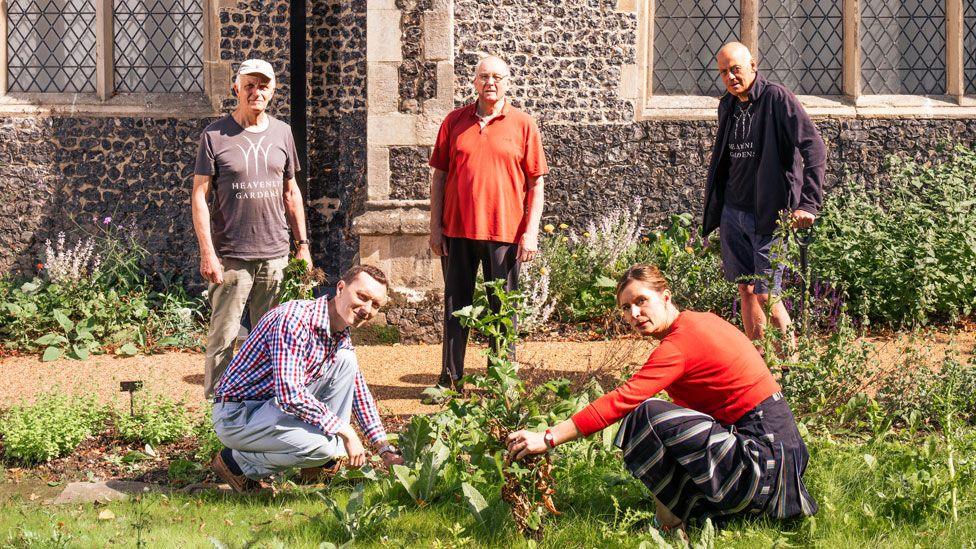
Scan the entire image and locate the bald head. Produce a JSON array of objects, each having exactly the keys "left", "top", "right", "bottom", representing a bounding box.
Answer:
[
  {"left": 716, "top": 42, "right": 757, "bottom": 100},
  {"left": 717, "top": 42, "right": 753, "bottom": 65},
  {"left": 475, "top": 56, "right": 510, "bottom": 77}
]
